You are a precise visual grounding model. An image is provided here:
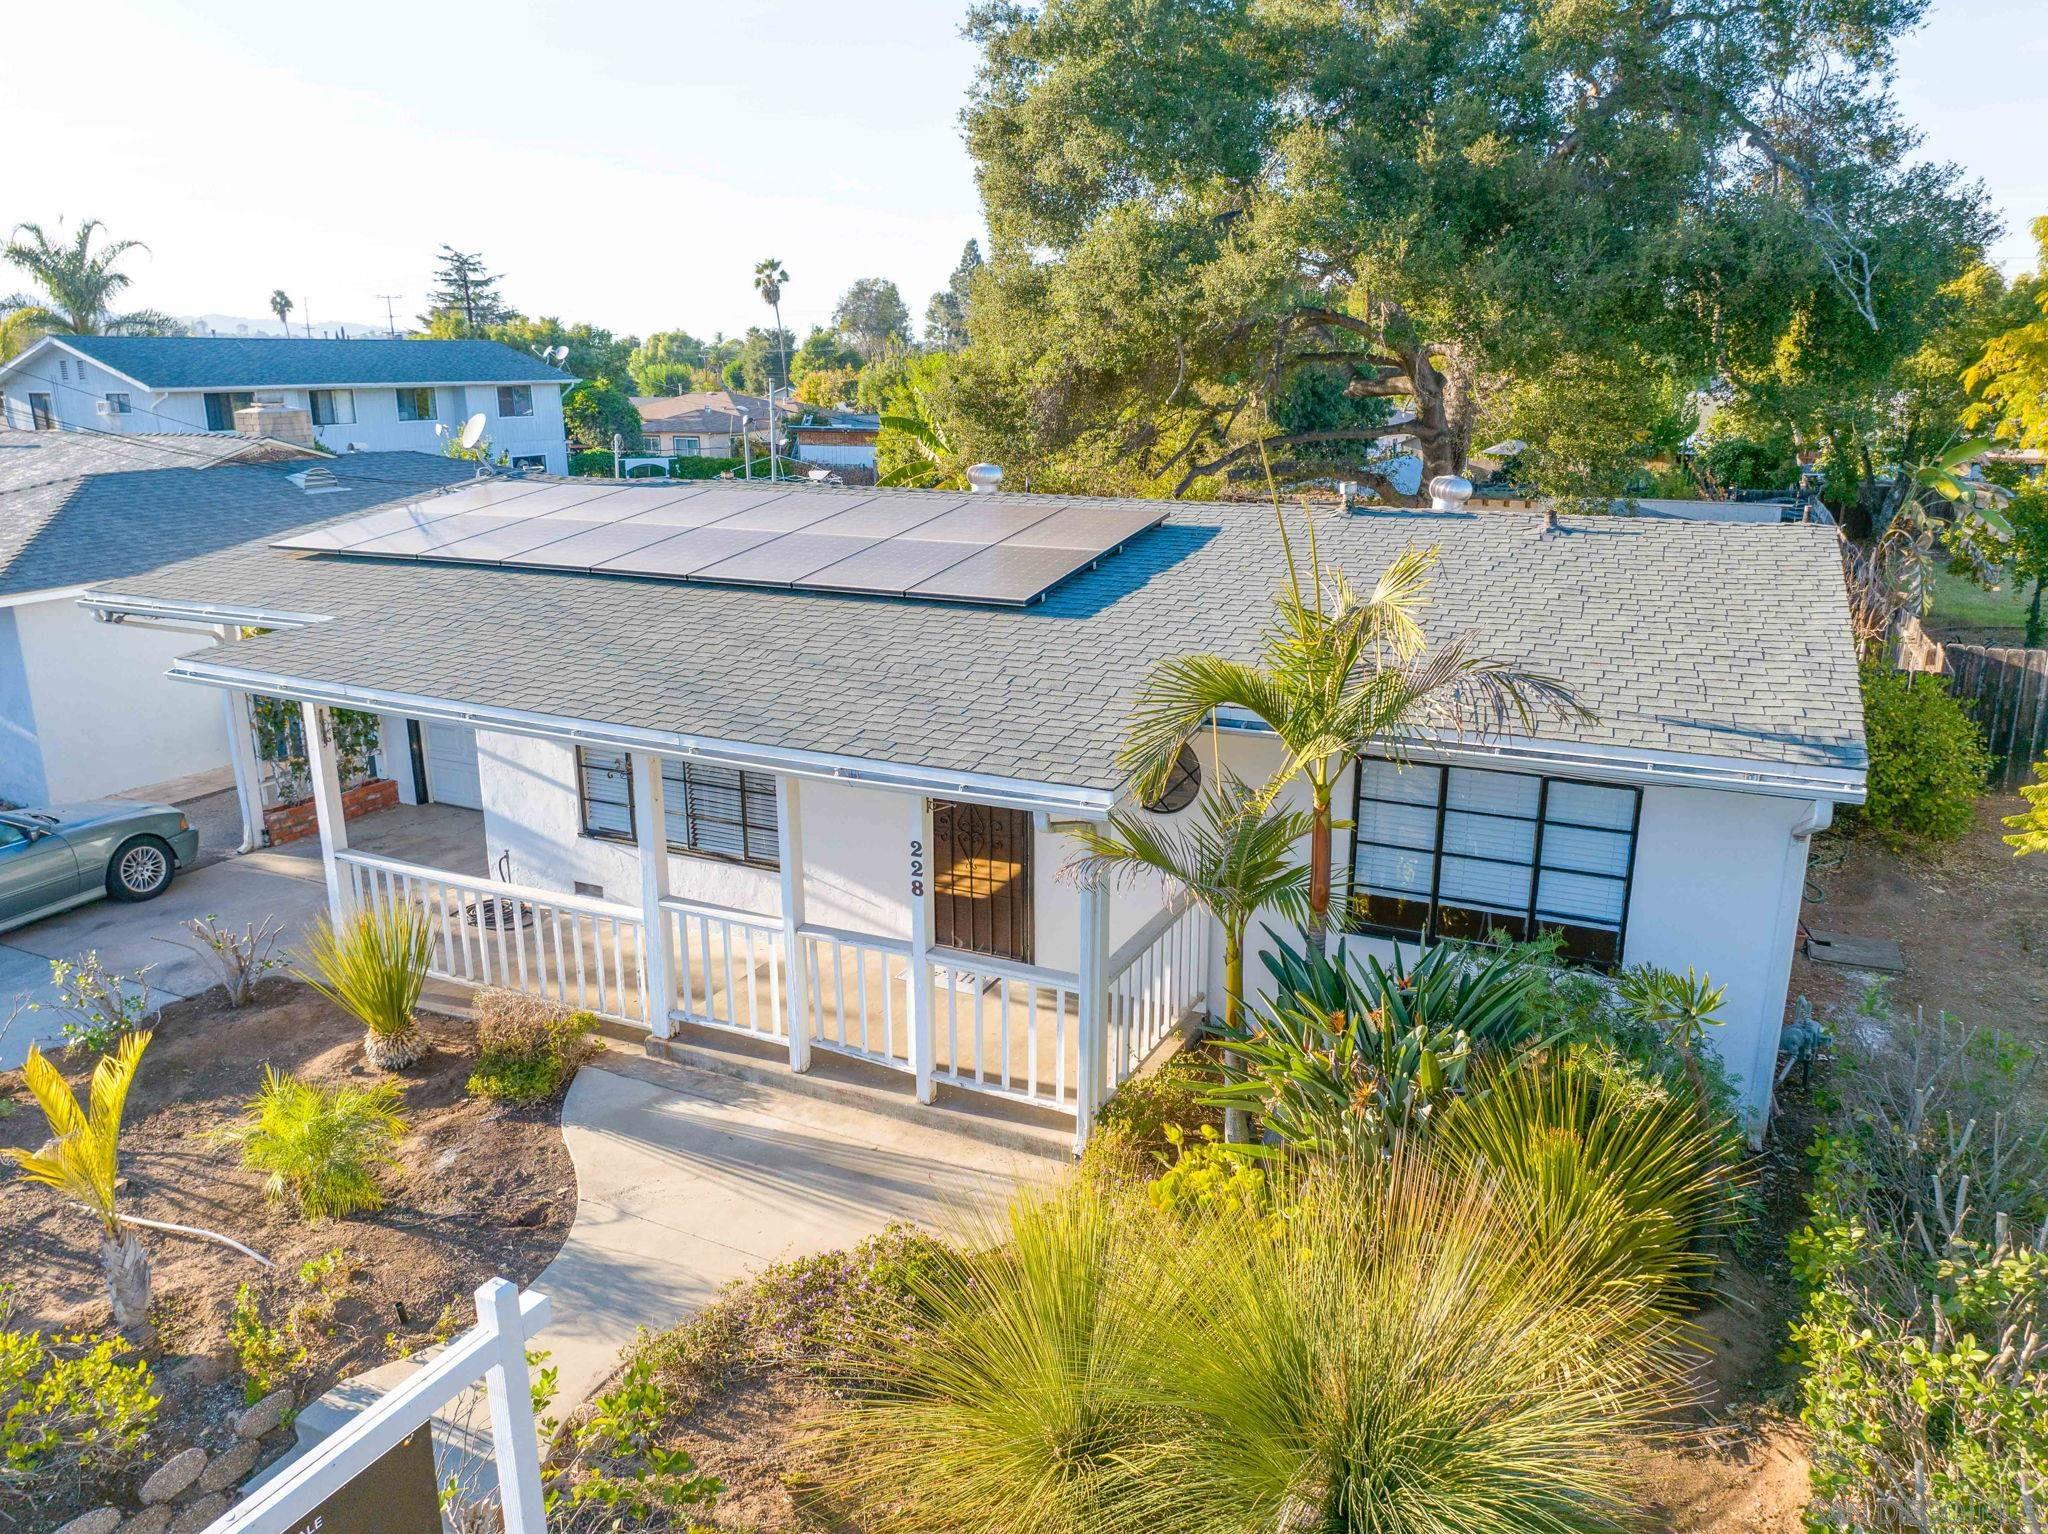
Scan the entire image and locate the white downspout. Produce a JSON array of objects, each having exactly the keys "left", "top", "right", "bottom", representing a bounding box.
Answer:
[{"left": 1748, "top": 796, "right": 1833, "bottom": 1143}]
